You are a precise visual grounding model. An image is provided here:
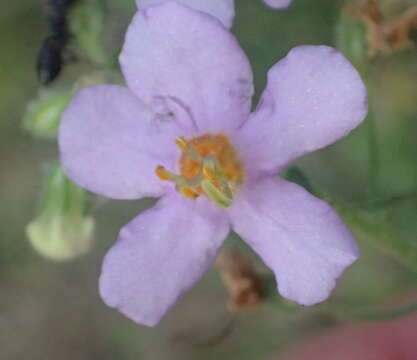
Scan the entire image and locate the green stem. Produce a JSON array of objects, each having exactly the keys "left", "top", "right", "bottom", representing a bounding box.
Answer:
[
  {"left": 268, "top": 290, "right": 417, "bottom": 322},
  {"left": 366, "top": 95, "right": 380, "bottom": 199},
  {"left": 328, "top": 299, "right": 417, "bottom": 321}
]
